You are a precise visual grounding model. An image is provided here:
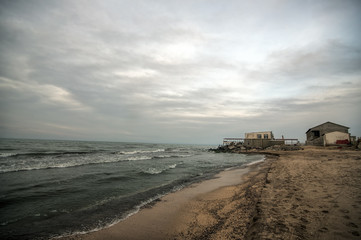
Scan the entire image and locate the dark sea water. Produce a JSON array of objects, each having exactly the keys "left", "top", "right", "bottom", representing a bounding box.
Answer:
[{"left": 0, "top": 139, "right": 263, "bottom": 240}]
